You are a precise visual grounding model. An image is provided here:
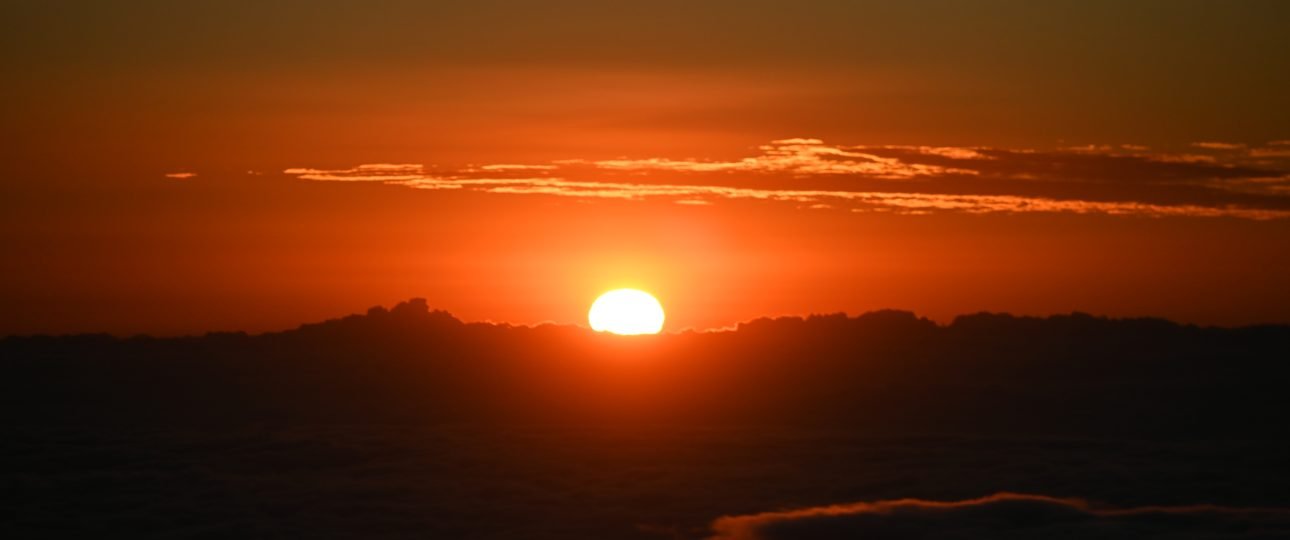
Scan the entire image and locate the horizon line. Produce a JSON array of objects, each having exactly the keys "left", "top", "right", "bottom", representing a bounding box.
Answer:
[{"left": 5, "top": 298, "right": 1286, "bottom": 340}]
